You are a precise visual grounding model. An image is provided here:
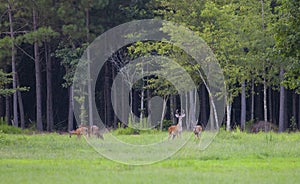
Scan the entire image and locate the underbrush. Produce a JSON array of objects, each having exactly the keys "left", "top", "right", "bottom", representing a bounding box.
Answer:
[{"left": 113, "top": 127, "right": 160, "bottom": 135}]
